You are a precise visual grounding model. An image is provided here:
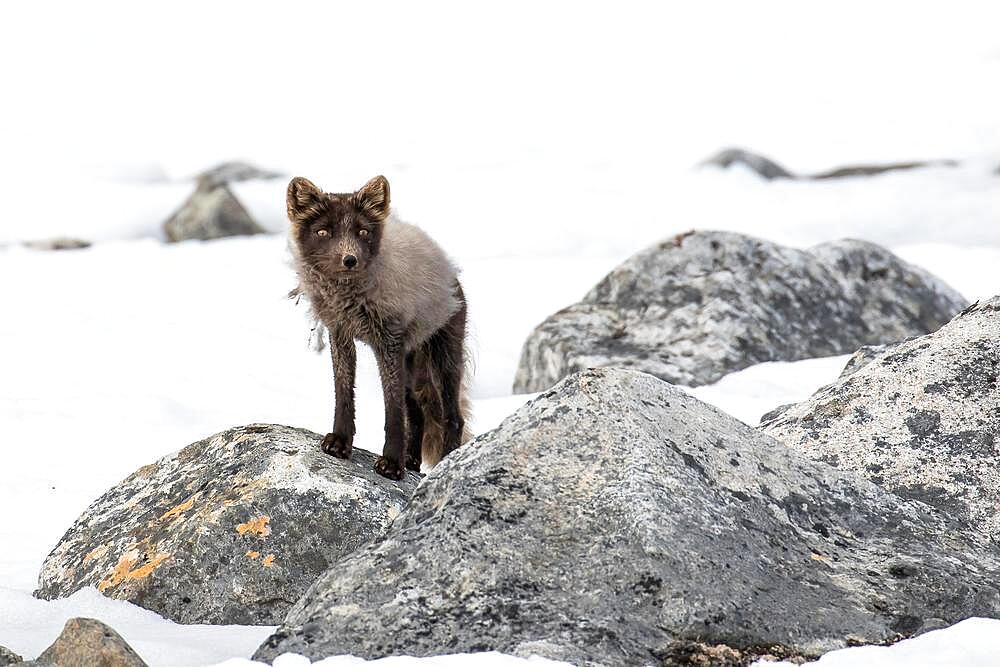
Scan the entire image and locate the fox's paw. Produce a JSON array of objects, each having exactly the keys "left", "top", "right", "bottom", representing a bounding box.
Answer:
[
  {"left": 405, "top": 456, "right": 422, "bottom": 473},
  {"left": 321, "top": 432, "right": 353, "bottom": 459},
  {"left": 374, "top": 456, "right": 406, "bottom": 481}
]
